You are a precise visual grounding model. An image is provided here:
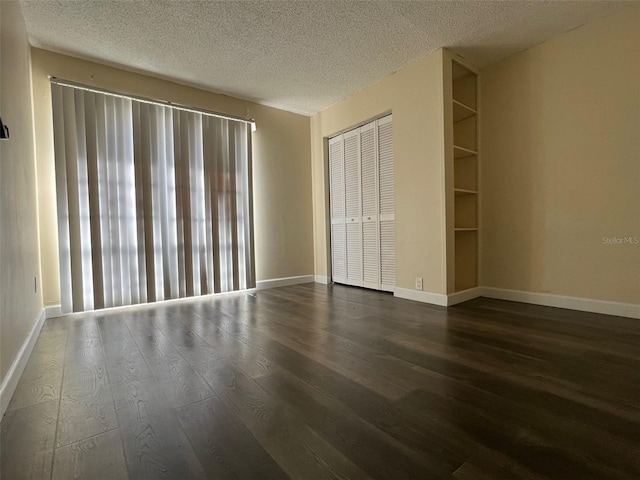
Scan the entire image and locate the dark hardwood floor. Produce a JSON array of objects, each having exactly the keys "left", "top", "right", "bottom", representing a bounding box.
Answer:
[{"left": 2, "top": 283, "right": 639, "bottom": 479}]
